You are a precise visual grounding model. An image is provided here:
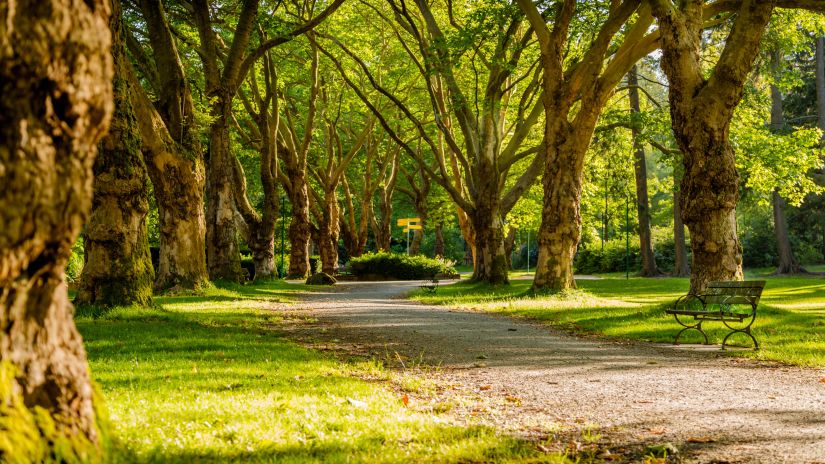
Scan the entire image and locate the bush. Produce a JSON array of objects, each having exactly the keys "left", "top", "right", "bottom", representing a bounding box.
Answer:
[
  {"left": 348, "top": 252, "right": 458, "bottom": 280},
  {"left": 574, "top": 226, "right": 689, "bottom": 274}
]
